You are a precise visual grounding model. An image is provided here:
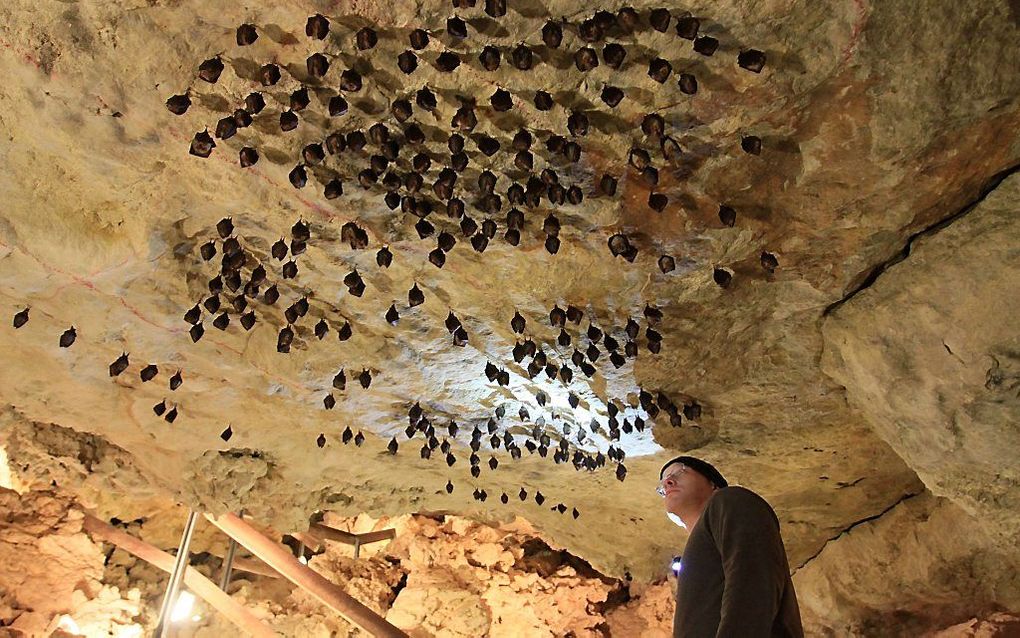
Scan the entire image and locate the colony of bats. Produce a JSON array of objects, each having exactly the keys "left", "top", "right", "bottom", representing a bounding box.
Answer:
[{"left": 8, "top": 2, "right": 776, "bottom": 523}]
